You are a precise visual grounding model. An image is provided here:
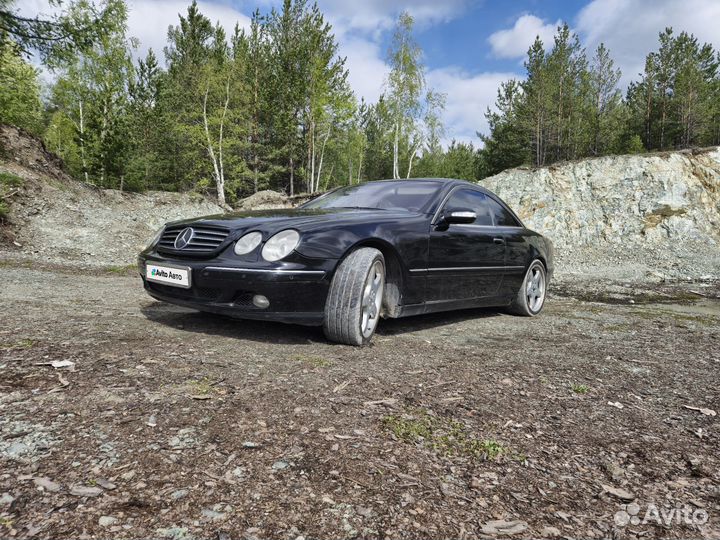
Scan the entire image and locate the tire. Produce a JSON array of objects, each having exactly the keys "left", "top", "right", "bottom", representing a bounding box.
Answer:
[
  {"left": 323, "top": 248, "right": 385, "bottom": 346},
  {"left": 508, "top": 259, "right": 547, "bottom": 316}
]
